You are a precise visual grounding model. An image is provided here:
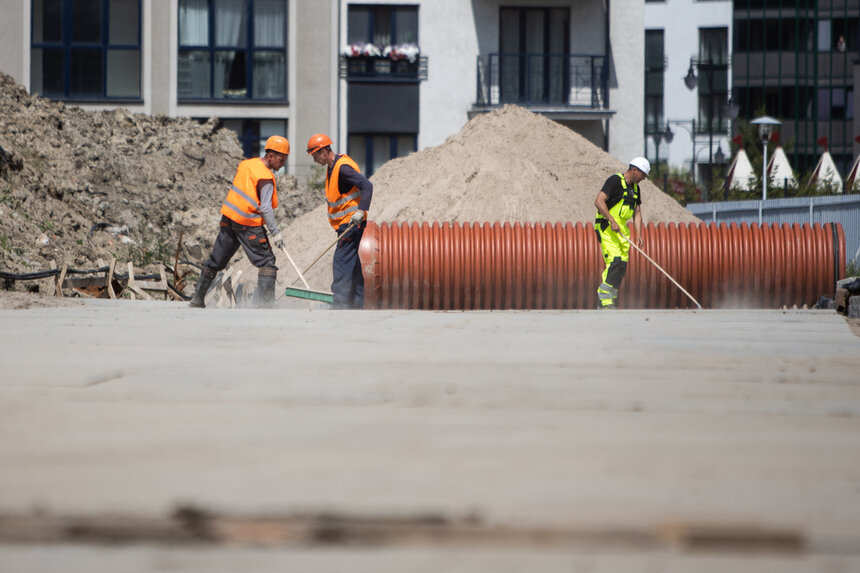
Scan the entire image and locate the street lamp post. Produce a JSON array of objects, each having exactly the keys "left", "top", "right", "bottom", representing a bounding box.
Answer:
[
  {"left": 750, "top": 116, "right": 782, "bottom": 201},
  {"left": 684, "top": 58, "right": 716, "bottom": 194},
  {"left": 666, "top": 119, "right": 697, "bottom": 185},
  {"left": 713, "top": 144, "right": 728, "bottom": 200},
  {"left": 650, "top": 124, "right": 674, "bottom": 174},
  {"left": 684, "top": 58, "right": 737, "bottom": 200}
]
